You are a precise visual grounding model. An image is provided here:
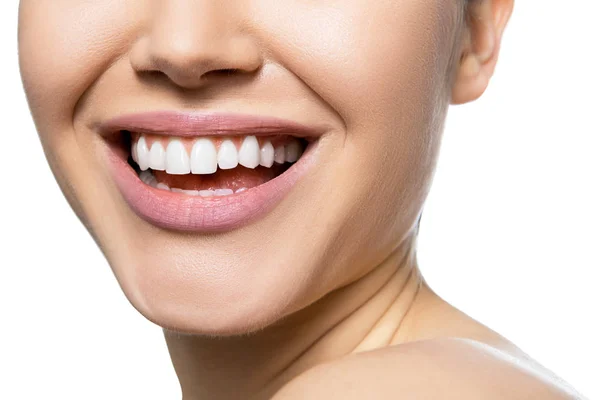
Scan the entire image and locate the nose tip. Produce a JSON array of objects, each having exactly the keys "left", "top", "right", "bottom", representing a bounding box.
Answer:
[{"left": 129, "top": 4, "right": 262, "bottom": 89}]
